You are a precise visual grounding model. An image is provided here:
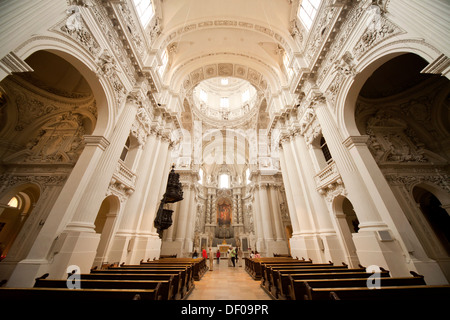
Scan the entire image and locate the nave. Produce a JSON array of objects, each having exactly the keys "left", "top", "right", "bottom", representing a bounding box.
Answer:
[{"left": 186, "top": 258, "right": 271, "bottom": 300}]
